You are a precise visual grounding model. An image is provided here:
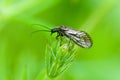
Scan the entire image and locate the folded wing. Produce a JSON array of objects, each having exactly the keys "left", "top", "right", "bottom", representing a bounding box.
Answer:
[{"left": 64, "top": 30, "right": 92, "bottom": 48}]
